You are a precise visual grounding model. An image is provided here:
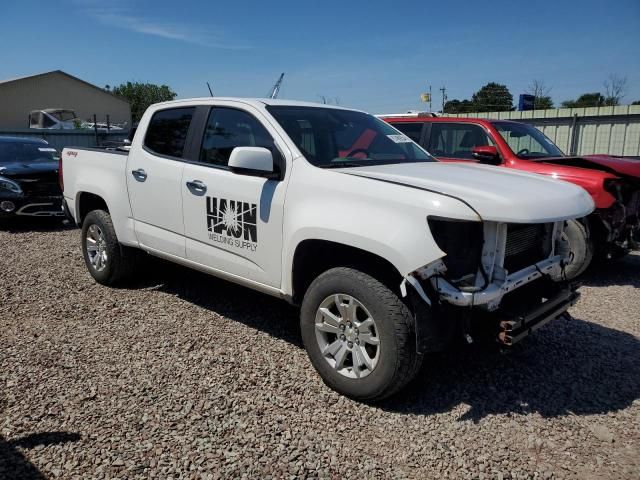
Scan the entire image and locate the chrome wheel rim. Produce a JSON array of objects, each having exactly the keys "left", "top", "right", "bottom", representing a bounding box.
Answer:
[
  {"left": 85, "top": 224, "right": 108, "bottom": 272},
  {"left": 315, "top": 294, "right": 380, "bottom": 379}
]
